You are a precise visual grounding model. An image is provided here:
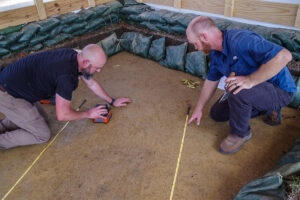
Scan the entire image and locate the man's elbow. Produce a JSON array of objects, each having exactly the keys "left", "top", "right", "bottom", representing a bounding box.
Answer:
[{"left": 281, "top": 49, "right": 292, "bottom": 64}]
